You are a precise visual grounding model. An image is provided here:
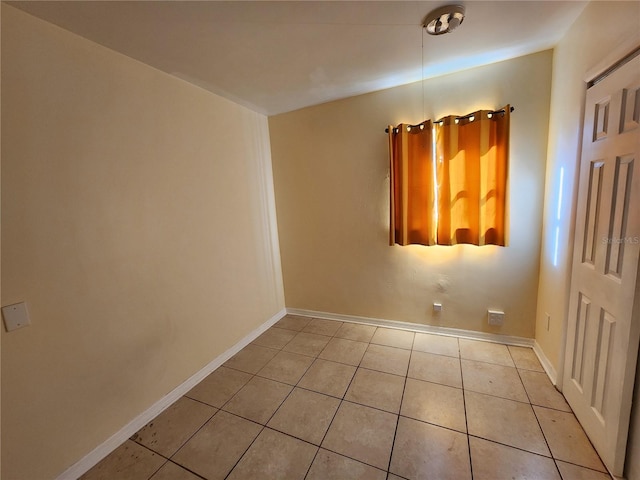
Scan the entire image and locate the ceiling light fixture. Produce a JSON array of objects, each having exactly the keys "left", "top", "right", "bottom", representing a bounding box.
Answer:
[{"left": 423, "top": 5, "right": 465, "bottom": 35}]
